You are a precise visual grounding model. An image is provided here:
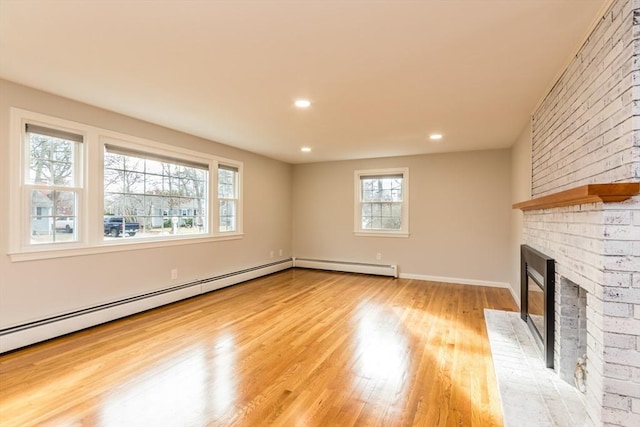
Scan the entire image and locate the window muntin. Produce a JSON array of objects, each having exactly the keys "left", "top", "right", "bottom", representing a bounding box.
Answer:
[
  {"left": 104, "top": 145, "right": 209, "bottom": 238},
  {"left": 355, "top": 168, "right": 409, "bottom": 236},
  {"left": 218, "top": 165, "right": 238, "bottom": 232},
  {"left": 25, "top": 125, "right": 82, "bottom": 245}
]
